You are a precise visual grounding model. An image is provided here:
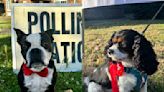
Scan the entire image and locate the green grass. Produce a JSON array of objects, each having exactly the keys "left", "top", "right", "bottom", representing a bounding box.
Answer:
[
  {"left": 0, "top": 34, "right": 82, "bottom": 92},
  {"left": 84, "top": 20, "right": 164, "bottom": 92},
  {"left": 56, "top": 72, "right": 82, "bottom": 92}
]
